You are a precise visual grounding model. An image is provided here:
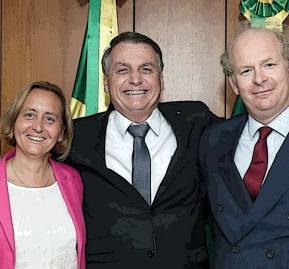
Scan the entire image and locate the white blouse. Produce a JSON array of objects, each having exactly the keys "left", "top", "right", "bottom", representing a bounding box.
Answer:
[{"left": 8, "top": 182, "right": 77, "bottom": 269}]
